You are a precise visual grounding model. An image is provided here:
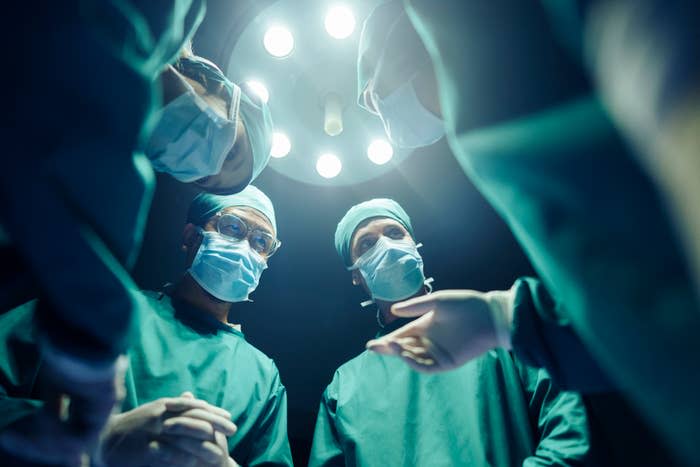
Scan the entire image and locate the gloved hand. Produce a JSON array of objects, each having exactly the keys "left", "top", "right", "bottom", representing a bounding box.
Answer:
[
  {"left": 366, "top": 287, "right": 515, "bottom": 372},
  {"left": 0, "top": 353, "right": 129, "bottom": 466},
  {"left": 100, "top": 391, "right": 238, "bottom": 467}
]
